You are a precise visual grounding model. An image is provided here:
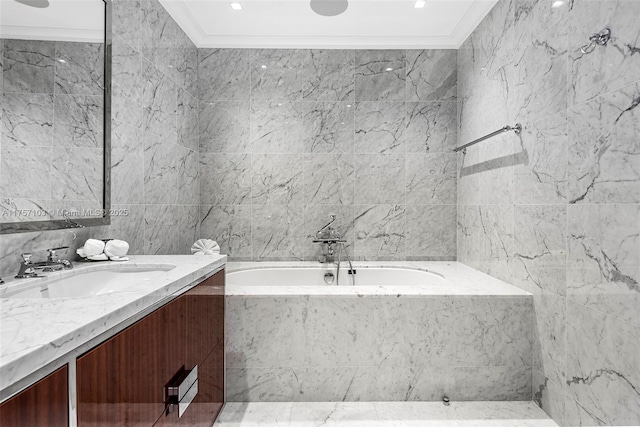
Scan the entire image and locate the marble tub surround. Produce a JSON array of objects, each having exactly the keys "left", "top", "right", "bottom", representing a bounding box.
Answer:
[
  {"left": 225, "top": 261, "right": 533, "bottom": 402},
  {"left": 226, "top": 261, "right": 530, "bottom": 297},
  {"left": 456, "top": 0, "right": 640, "bottom": 425},
  {"left": 1, "top": 39, "right": 105, "bottom": 220},
  {"left": 0, "top": 254, "right": 226, "bottom": 394},
  {"left": 197, "top": 48, "right": 458, "bottom": 262}
]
